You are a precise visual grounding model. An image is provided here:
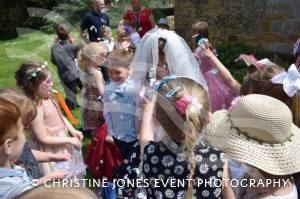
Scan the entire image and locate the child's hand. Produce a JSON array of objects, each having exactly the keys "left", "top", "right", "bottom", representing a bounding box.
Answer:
[
  {"left": 71, "top": 130, "right": 83, "bottom": 141},
  {"left": 50, "top": 153, "right": 71, "bottom": 162},
  {"left": 68, "top": 36, "right": 75, "bottom": 44},
  {"left": 200, "top": 41, "right": 214, "bottom": 59},
  {"left": 69, "top": 137, "right": 82, "bottom": 149},
  {"left": 46, "top": 170, "right": 69, "bottom": 180},
  {"left": 105, "top": 135, "right": 115, "bottom": 144}
]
